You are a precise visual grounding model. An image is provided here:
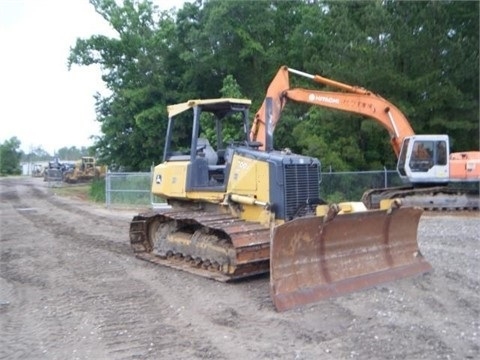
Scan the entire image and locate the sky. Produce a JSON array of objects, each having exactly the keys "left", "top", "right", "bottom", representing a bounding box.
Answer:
[{"left": 0, "top": 0, "right": 185, "bottom": 155}]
